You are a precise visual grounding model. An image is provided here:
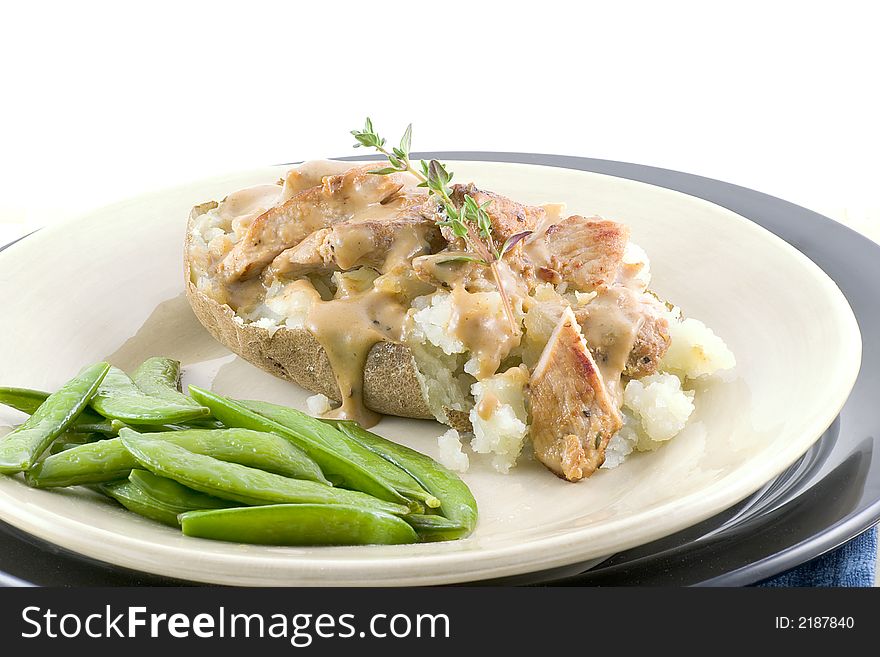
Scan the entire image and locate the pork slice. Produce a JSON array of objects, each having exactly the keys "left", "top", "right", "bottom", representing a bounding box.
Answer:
[
  {"left": 219, "top": 166, "right": 409, "bottom": 282},
  {"left": 625, "top": 308, "right": 671, "bottom": 378},
  {"left": 527, "top": 307, "right": 622, "bottom": 481},
  {"left": 265, "top": 228, "right": 335, "bottom": 279},
  {"left": 540, "top": 216, "right": 630, "bottom": 291},
  {"left": 268, "top": 205, "right": 442, "bottom": 279},
  {"left": 411, "top": 252, "right": 483, "bottom": 290},
  {"left": 450, "top": 183, "right": 545, "bottom": 244},
  {"left": 278, "top": 160, "right": 359, "bottom": 201}
]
